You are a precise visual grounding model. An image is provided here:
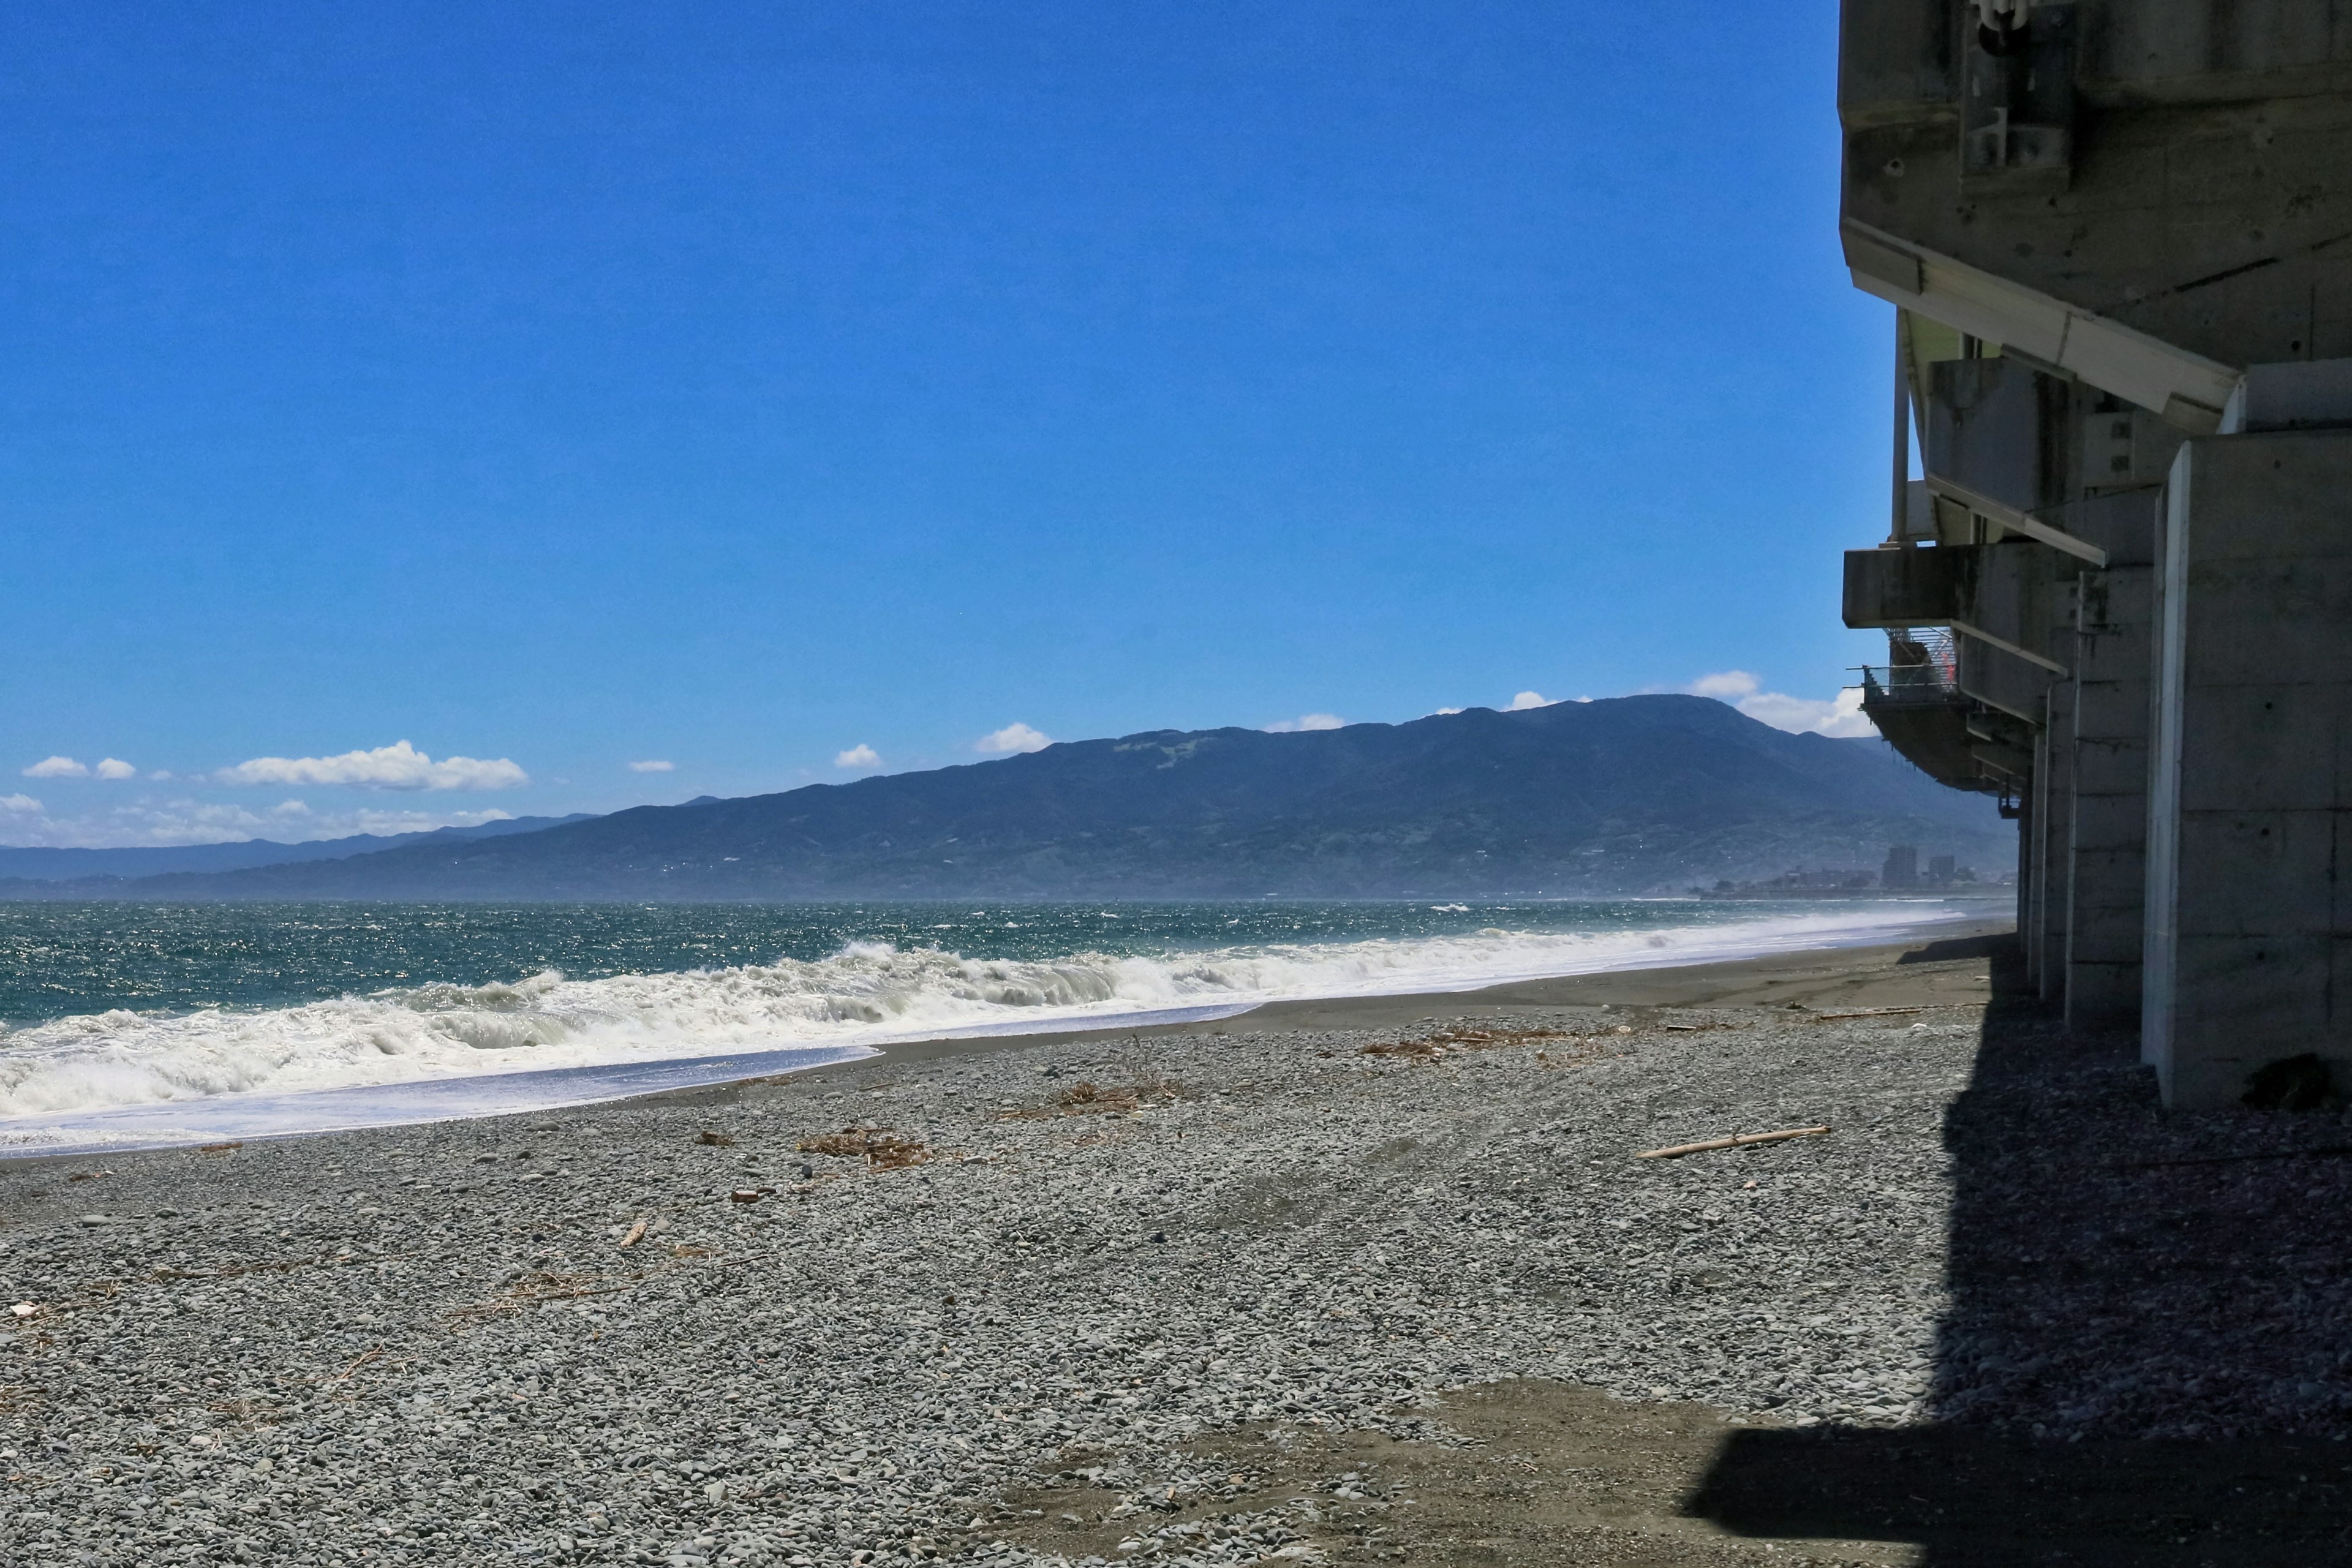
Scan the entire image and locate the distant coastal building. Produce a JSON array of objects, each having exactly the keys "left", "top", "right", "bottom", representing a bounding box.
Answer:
[
  {"left": 1834, "top": 0, "right": 2352, "bottom": 1105},
  {"left": 1929, "top": 854, "right": 1956, "bottom": 885},
  {"left": 1882, "top": 845, "right": 1920, "bottom": 890}
]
